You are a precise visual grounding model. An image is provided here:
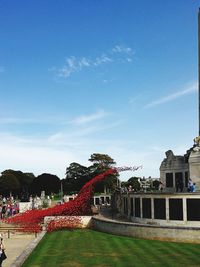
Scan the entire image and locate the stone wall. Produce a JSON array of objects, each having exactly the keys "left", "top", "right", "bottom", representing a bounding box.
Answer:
[
  {"left": 92, "top": 217, "right": 200, "bottom": 243},
  {"left": 114, "top": 192, "right": 200, "bottom": 227}
]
